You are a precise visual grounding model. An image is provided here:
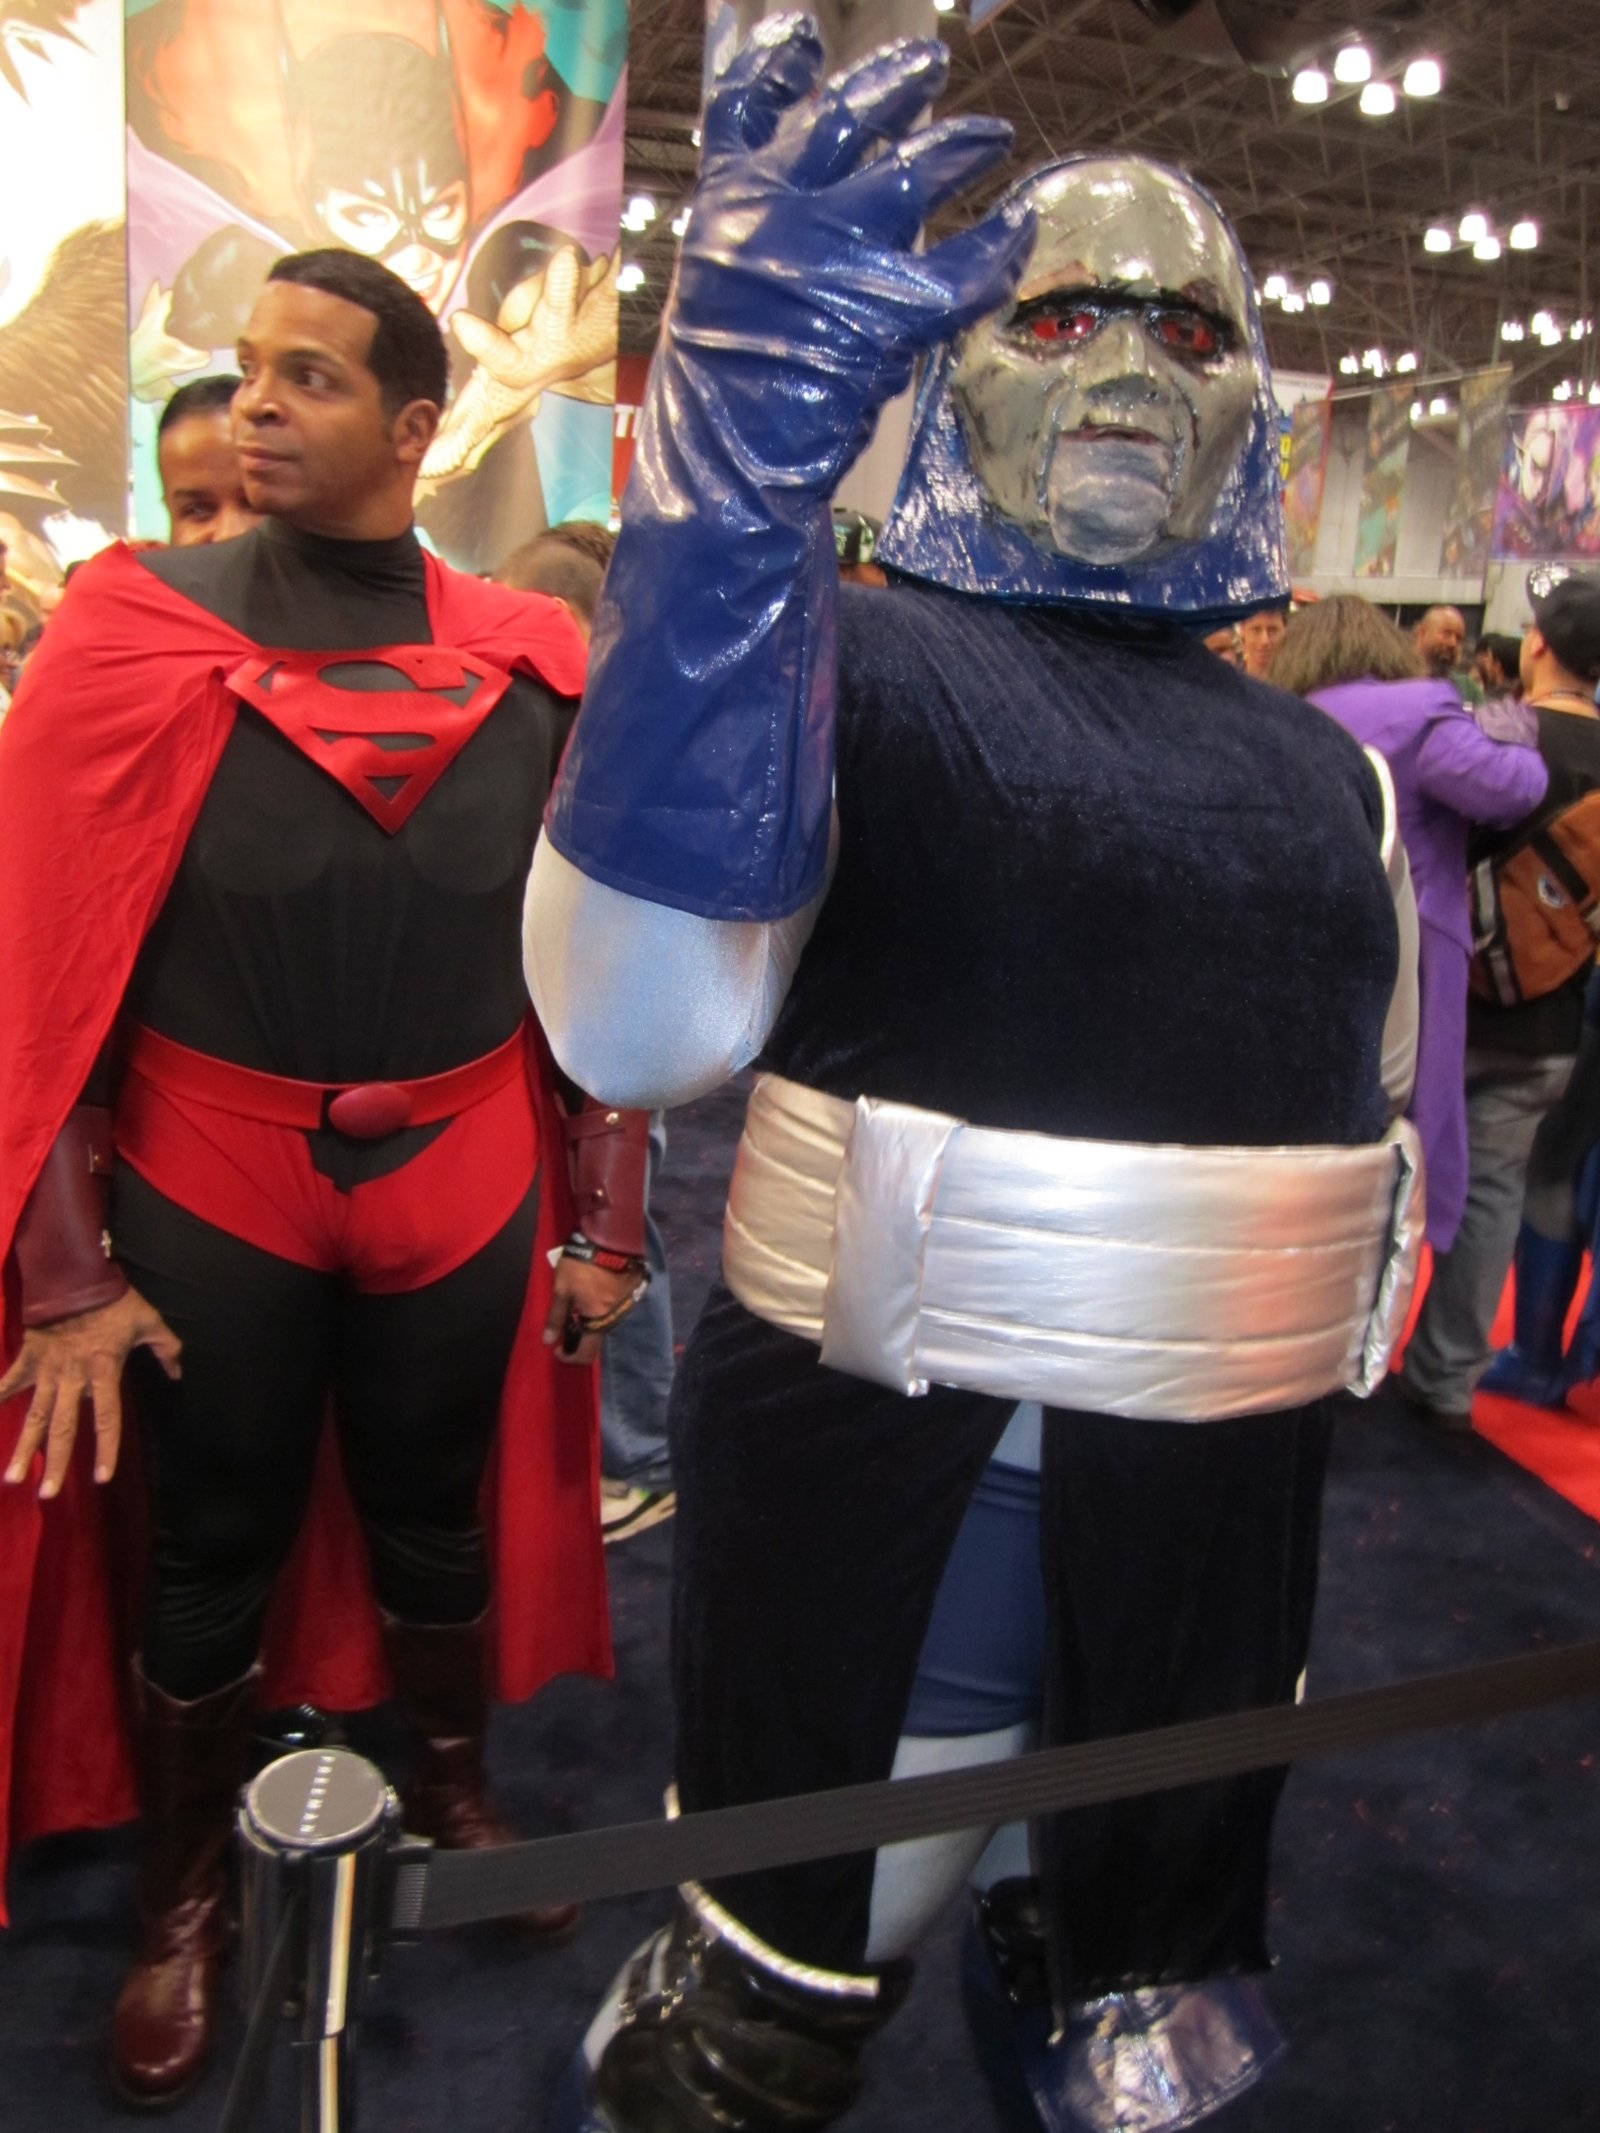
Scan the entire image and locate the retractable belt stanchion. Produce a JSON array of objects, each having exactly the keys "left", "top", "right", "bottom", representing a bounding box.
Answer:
[{"left": 235, "top": 1748, "right": 420, "bottom": 2133}]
